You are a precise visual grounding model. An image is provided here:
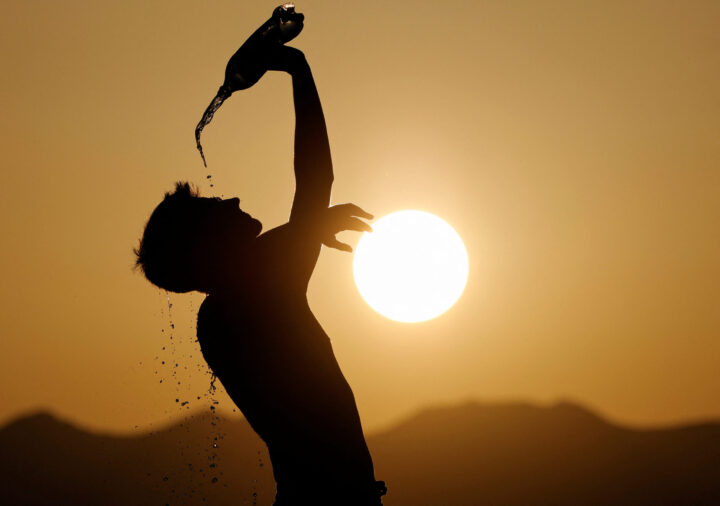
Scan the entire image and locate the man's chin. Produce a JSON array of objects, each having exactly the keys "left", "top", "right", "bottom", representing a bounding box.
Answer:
[{"left": 252, "top": 219, "right": 263, "bottom": 236}]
